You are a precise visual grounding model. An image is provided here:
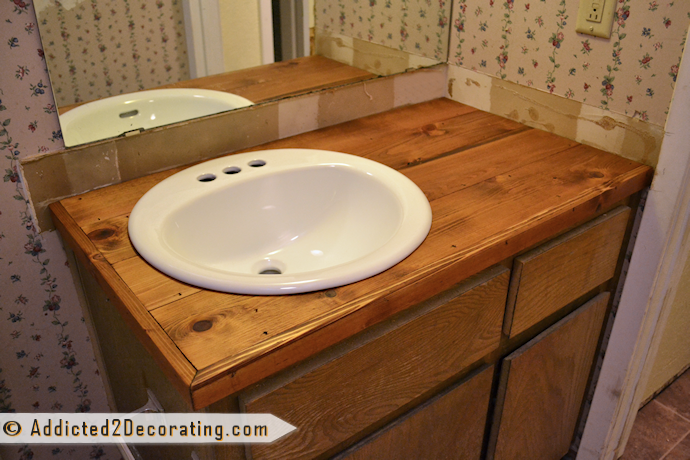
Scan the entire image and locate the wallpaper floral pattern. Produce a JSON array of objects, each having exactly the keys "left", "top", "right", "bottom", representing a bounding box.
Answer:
[
  {"left": 1, "top": 2, "right": 117, "bottom": 459},
  {"left": 316, "top": 0, "right": 451, "bottom": 61},
  {"left": 36, "top": 0, "right": 189, "bottom": 107},
  {"left": 449, "top": 0, "right": 690, "bottom": 126}
]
